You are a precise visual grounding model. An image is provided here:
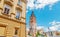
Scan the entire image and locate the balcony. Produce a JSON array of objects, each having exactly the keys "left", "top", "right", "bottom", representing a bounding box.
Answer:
[
  {"left": 16, "top": 3, "right": 22, "bottom": 12},
  {"left": 4, "top": 0, "right": 13, "bottom": 6}
]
